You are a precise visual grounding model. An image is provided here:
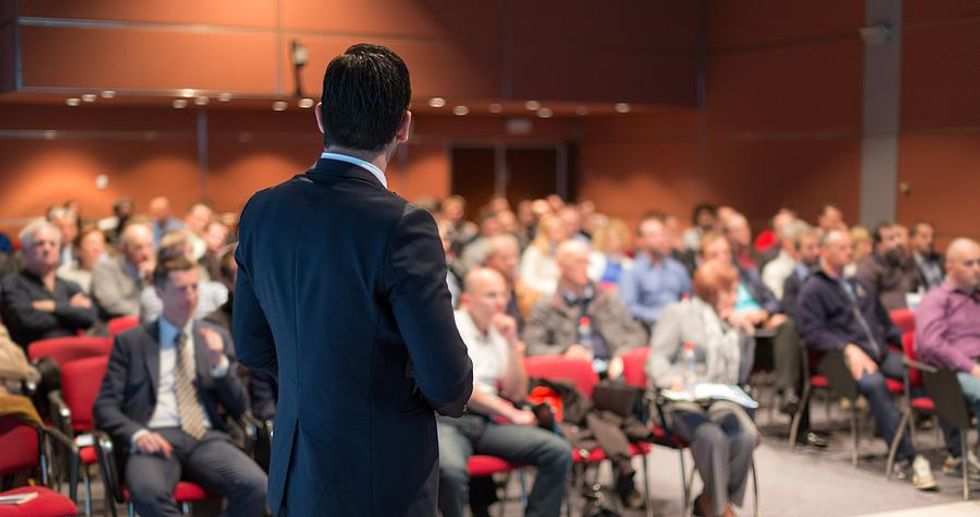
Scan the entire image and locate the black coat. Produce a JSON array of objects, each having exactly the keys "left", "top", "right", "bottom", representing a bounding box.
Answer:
[{"left": 234, "top": 157, "right": 473, "bottom": 516}]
